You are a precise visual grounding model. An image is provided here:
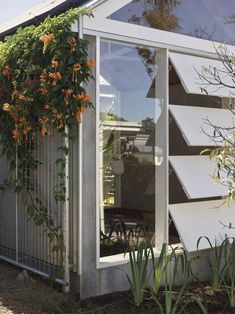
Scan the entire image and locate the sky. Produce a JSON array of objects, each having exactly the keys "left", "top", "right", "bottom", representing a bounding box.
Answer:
[{"left": 0, "top": 0, "right": 44, "bottom": 24}]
